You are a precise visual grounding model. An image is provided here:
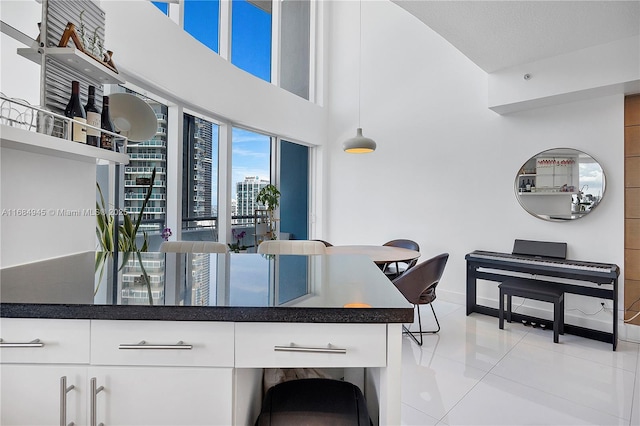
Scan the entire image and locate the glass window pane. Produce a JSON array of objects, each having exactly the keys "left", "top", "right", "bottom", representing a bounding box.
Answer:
[
  {"left": 152, "top": 1, "right": 169, "bottom": 15},
  {"left": 184, "top": 0, "right": 220, "bottom": 53},
  {"left": 231, "top": 0, "right": 272, "bottom": 82},
  {"left": 114, "top": 87, "right": 168, "bottom": 238},
  {"left": 280, "top": 0, "right": 310, "bottom": 99},
  {"left": 182, "top": 113, "right": 219, "bottom": 241},
  {"left": 231, "top": 127, "right": 271, "bottom": 249}
]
